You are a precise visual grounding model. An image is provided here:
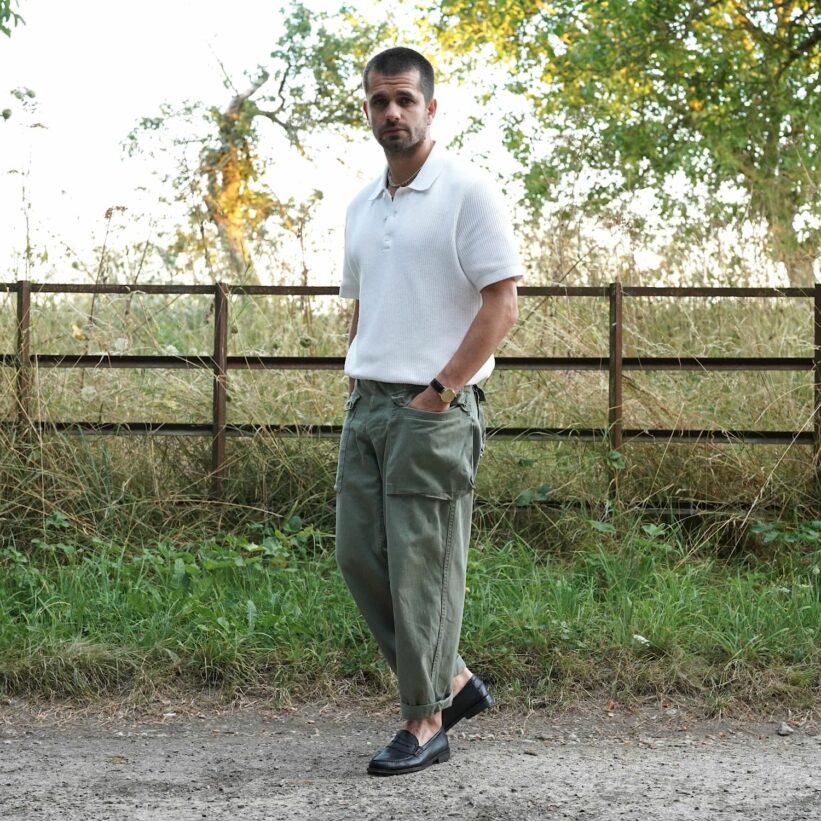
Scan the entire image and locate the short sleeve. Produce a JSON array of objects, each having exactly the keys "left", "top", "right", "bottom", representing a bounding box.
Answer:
[
  {"left": 456, "top": 177, "right": 522, "bottom": 292},
  {"left": 339, "top": 211, "right": 360, "bottom": 299}
]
